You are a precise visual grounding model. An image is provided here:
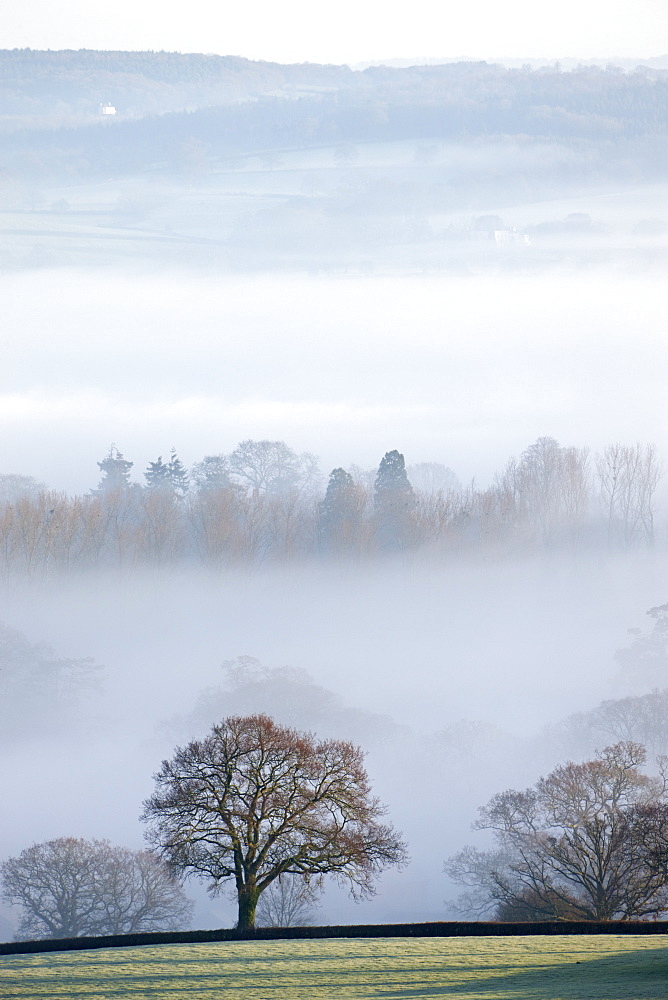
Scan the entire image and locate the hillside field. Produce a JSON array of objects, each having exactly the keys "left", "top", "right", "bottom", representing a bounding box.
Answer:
[{"left": 1, "top": 935, "right": 667, "bottom": 999}]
